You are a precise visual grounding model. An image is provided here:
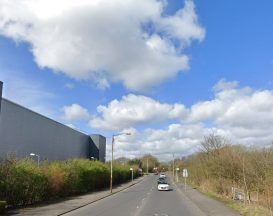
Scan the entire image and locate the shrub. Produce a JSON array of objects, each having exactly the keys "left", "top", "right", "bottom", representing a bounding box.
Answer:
[
  {"left": 177, "top": 134, "right": 273, "bottom": 211},
  {"left": 0, "top": 158, "right": 139, "bottom": 208},
  {"left": 3, "top": 159, "right": 48, "bottom": 206},
  {"left": 43, "top": 162, "right": 69, "bottom": 198},
  {"left": 0, "top": 201, "right": 6, "bottom": 213}
]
